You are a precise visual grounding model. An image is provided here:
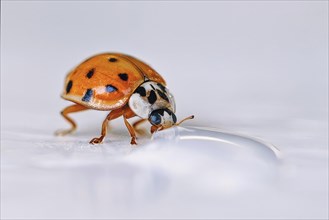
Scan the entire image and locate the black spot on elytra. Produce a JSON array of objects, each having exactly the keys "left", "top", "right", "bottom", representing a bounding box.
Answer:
[
  {"left": 66, "top": 80, "right": 73, "bottom": 94},
  {"left": 148, "top": 90, "right": 157, "bottom": 104},
  {"left": 118, "top": 73, "right": 128, "bottom": 81},
  {"left": 156, "top": 89, "right": 169, "bottom": 102},
  {"left": 135, "top": 87, "right": 146, "bottom": 96},
  {"left": 109, "top": 57, "right": 117, "bottom": 62},
  {"left": 86, "top": 68, "right": 94, "bottom": 79},
  {"left": 106, "top": 85, "right": 117, "bottom": 93},
  {"left": 82, "top": 89, "right": 93, "bottom": 102},
  {"left": 157, "top": 83, "right": 167, "bottom": 93}
]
